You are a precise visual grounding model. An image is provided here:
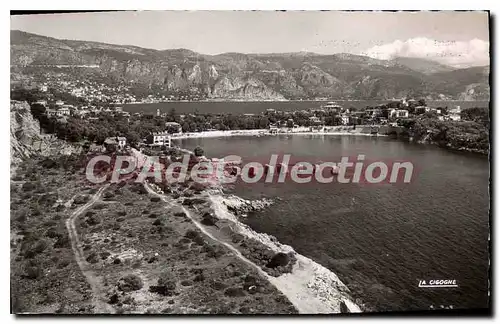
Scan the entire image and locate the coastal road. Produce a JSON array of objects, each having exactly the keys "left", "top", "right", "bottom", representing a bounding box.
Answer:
[{"left": 65, "top": 185, "right": 114, "bottom": 314}]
